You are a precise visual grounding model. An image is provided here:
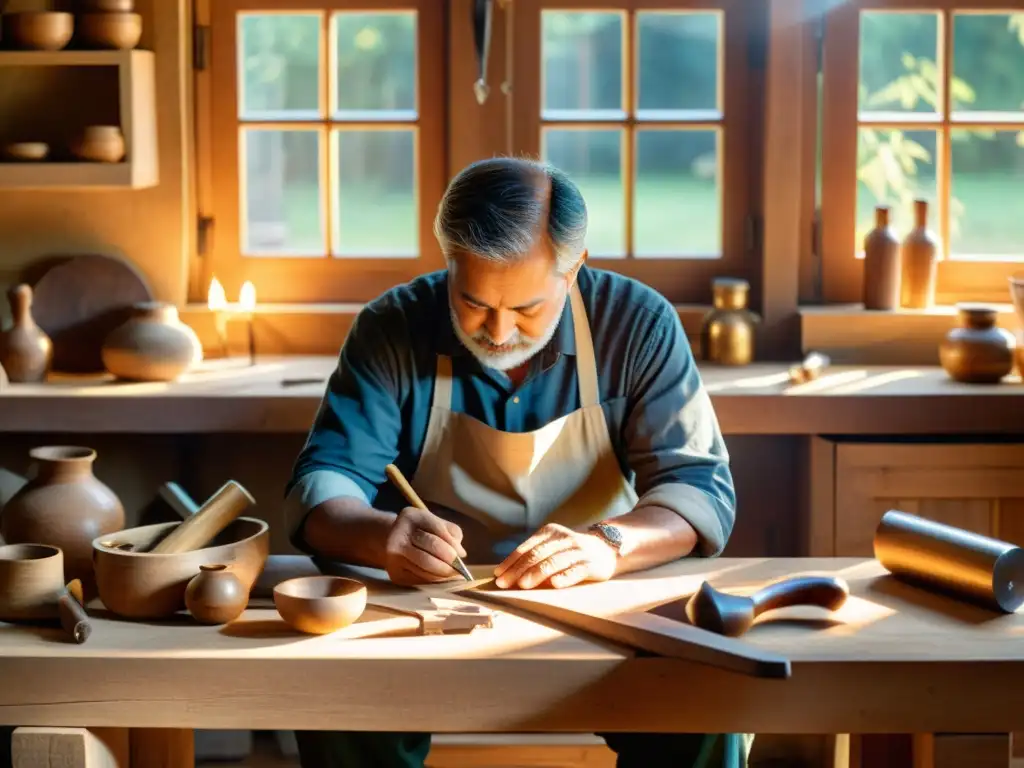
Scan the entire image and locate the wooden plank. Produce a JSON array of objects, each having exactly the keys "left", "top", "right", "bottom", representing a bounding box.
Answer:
[{"left": 933, "top": 734, "right": 1010, "bottom": 768}]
